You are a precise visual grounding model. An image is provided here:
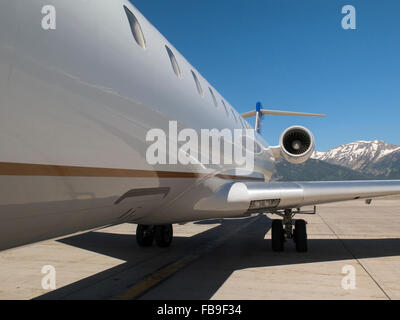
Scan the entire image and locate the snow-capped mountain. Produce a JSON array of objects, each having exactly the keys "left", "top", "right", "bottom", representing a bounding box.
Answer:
[
  {"left": 274, "top": 140, "right": 400, "bottom": 182},
  {"left": 311, "top": 151, "right": 325, "bottom": 160},
  {"left": 311, "top": 140, "right": 400, "bottom": 178}
]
